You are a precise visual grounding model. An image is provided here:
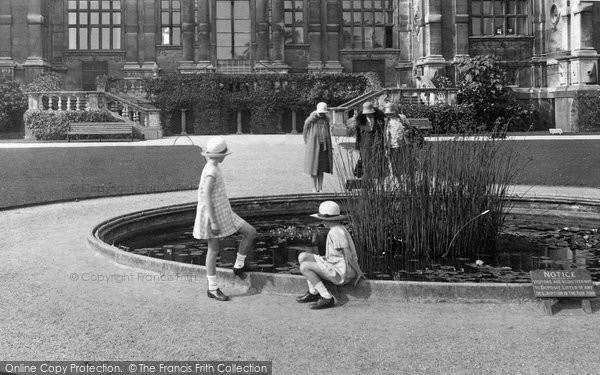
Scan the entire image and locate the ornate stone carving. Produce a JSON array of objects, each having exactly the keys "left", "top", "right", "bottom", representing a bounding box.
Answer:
[
  {"left": 550, "top": 4, "right": 561, "bottom": 31},
  {"left": 413, "top": 2, "right": 421, "bottom": 36},
  {"left": 469, "top": 38, "right": 534, "bottom": 61},
  {"left": 63, "top": 52, "right": 125, "bottom": 63}
]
